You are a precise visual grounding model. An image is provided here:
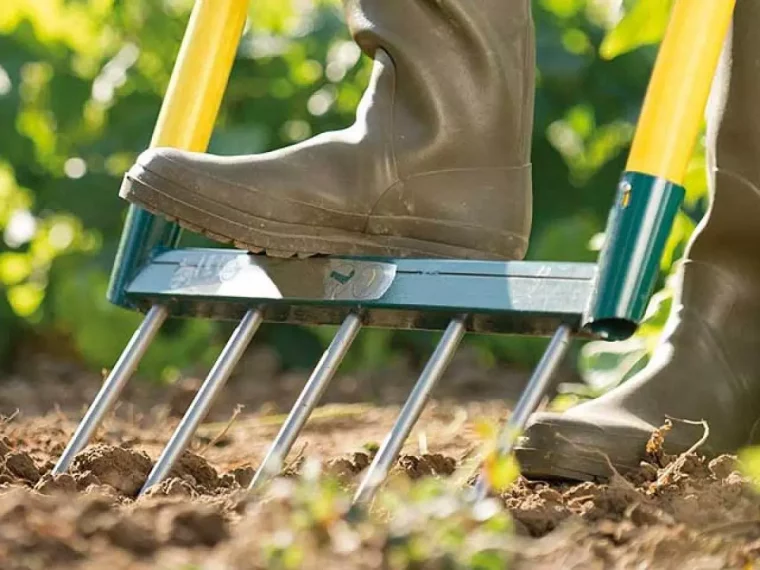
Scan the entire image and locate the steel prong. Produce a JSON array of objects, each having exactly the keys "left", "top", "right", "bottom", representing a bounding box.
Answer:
[
  {"left": 473, "top": 324, "right": 572, "bottom": 502},
  {"left": 249, "top": 313, "right": 362, "bottom": 491},
  {"left": 139, "top": 308, "right": 264, "bottom": 496},
  {"left": 52, "top": 305, "right": 168, "bottom": 475},
  {"left": 353, "top": 317, "right": 467, "bottom": 505}
]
